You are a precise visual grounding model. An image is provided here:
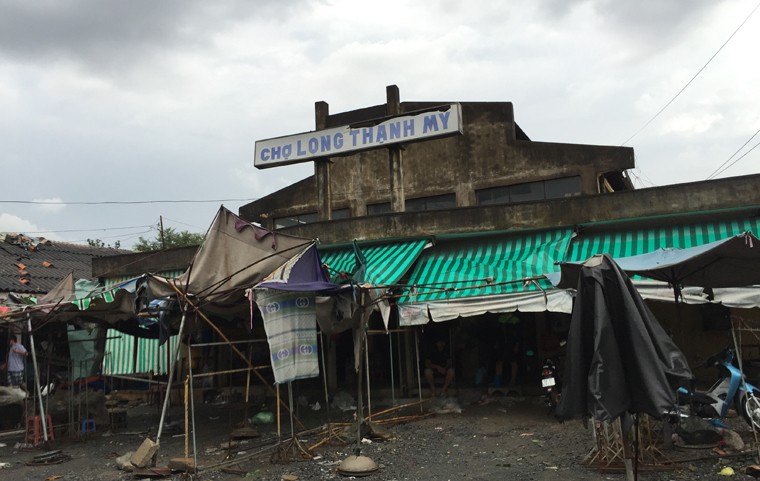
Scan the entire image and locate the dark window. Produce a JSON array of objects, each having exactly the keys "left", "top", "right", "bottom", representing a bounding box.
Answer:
[
  {"left": 332, "top": 208, "right": 350, "bottom": 219},
  {"left": 476, "top": 186, "right": 510, "bottom": 206},
  {"left": 274, "top": 217, "right": 298, "bottom": 229},
  {"left": 476, "top": 176, "right": 582, "bottom": 206},
  {"left": 545, "top": 176, "right": 581, "bottom": 199},
  {"left": 509, "top": 181, "right": 544, "bottom": 203},
  {"left": 406, "top": 193, "right": 456, "bottom": 212},
  {"left": 274, "top": 212, "right": 318, "bottom": 229},
  {"left": 299, "top": 212, "right": 318, "bottom": 224},
  {"left": 367, "top": 202, "right": 391, "bottom": 215}
]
